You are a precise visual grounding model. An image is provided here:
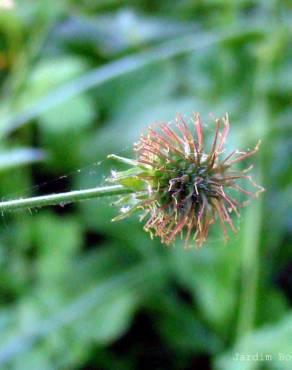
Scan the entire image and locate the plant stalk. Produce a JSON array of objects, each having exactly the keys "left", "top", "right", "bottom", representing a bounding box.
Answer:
[{"left": 0, "top": 185, "right": 133, "bottom": 212}]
